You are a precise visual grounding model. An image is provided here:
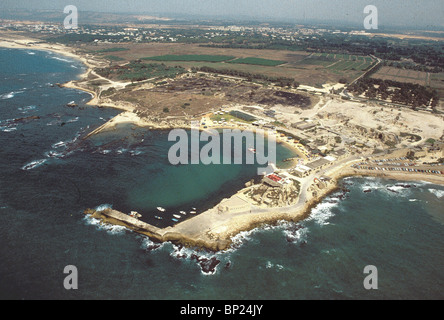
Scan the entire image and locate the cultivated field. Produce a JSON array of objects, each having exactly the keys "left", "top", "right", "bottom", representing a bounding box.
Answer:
[
  {"left": 226, "top": 57, "right": 286, "bottom": 66},
  {"left": 371, "top": 66, "right": 429, "bottom": 86},
  {"left": 80, "top": 43, "right": 372, "bottom": 87},
  {"left": 143, "top": 54, "right": 236, "bottom": 62},
  {"left": 371, "top": 66, "right": 444, "bottom": 103}
]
